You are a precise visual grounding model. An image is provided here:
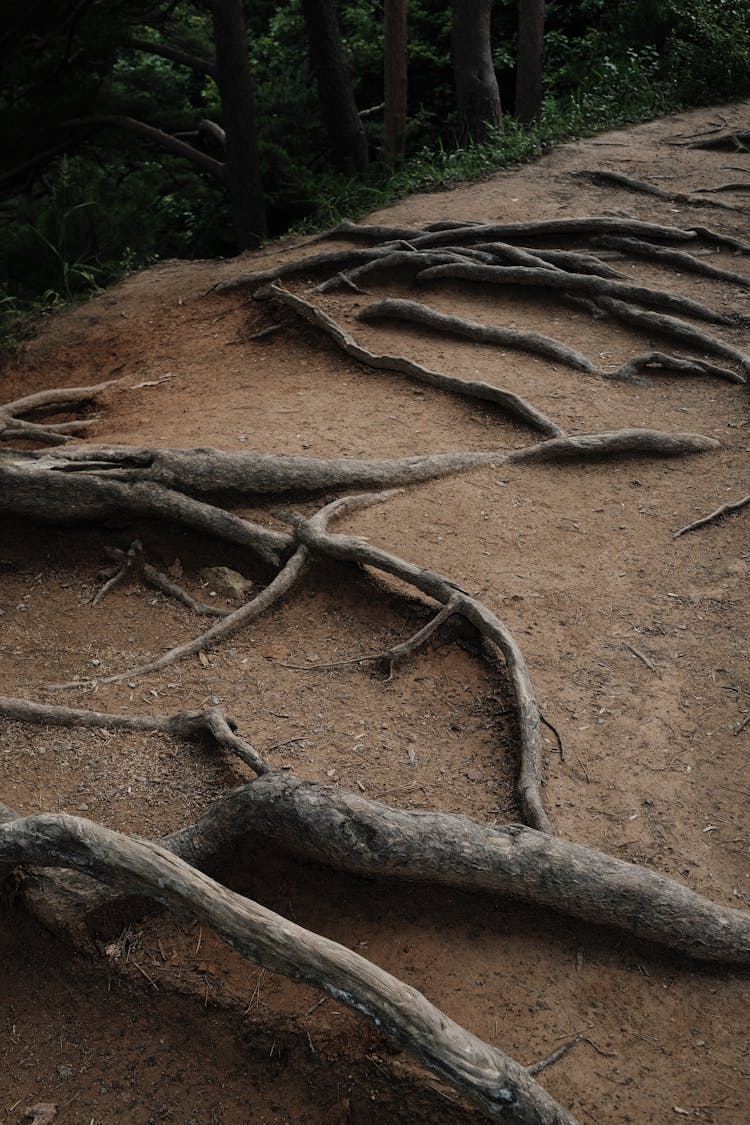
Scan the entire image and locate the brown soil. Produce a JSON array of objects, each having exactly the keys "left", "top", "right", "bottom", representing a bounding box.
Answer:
[{"left": 2, "top": 103, "right": 749, "bottom": 1125}]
